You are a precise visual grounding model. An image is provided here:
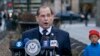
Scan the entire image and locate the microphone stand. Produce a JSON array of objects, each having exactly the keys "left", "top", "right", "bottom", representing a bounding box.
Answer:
[
  {"left": 50, "top": 47, "right": 56, "bottom": 56},
  {"left": 45, "top": 49, "right": 48, "bottom": 56}
]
